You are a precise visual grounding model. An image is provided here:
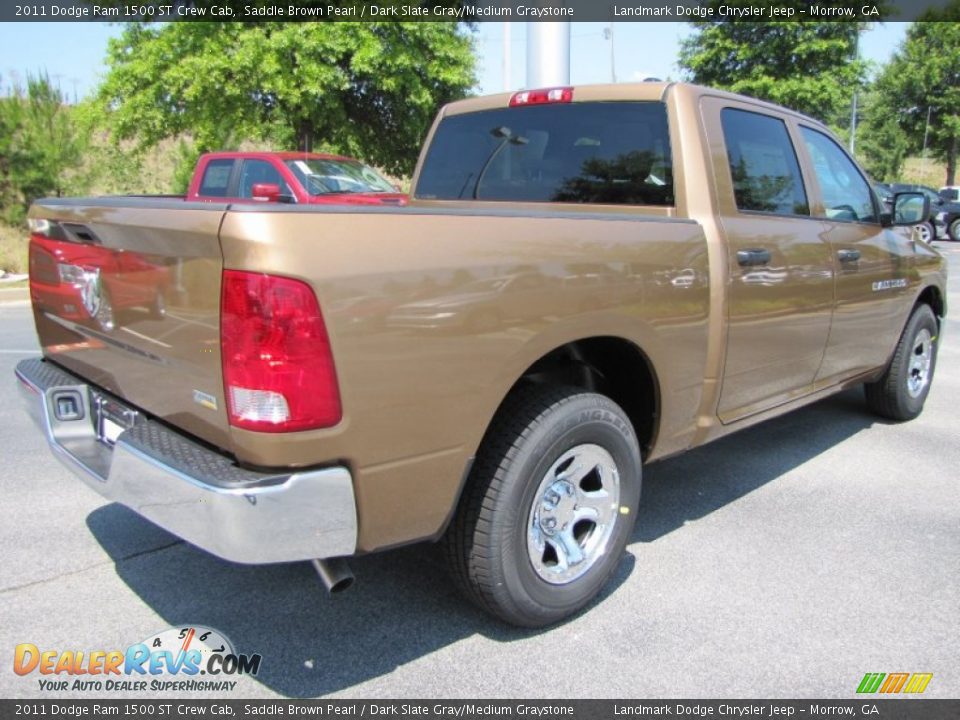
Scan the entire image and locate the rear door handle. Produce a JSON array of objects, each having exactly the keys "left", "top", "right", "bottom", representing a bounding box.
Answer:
[
  {"left": 838, "top": 249, "right": 861, "bottom": 263},
  {"left": 736, "top": 248, "right": 771, "bottom": 267}
]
